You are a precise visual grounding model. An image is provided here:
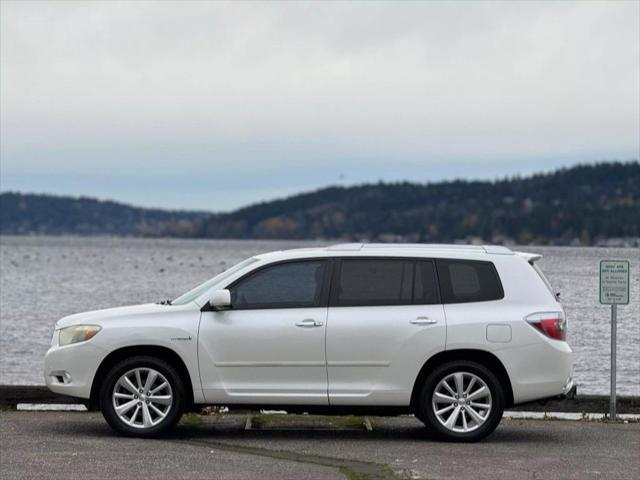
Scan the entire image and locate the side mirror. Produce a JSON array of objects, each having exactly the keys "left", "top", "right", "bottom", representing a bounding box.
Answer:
[{"left": 209, "top": 289, "right": 231, "bottom": 310}]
